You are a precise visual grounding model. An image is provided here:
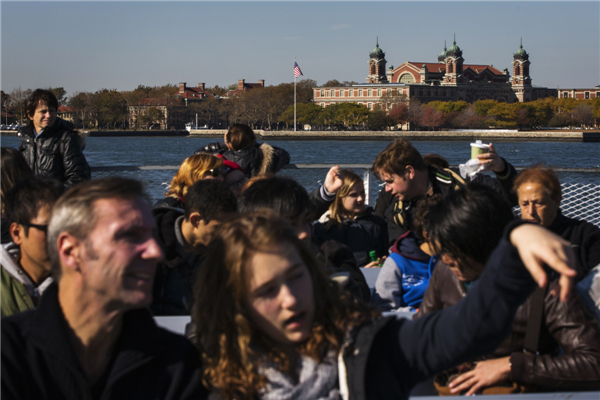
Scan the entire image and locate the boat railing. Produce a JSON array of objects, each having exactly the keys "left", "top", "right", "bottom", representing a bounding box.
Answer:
[{"left": 91, "top": 164, "right": 600, "bottom": 227}]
